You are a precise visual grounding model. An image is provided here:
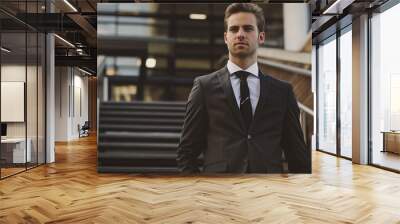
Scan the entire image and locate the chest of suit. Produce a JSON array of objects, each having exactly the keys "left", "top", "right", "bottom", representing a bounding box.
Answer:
[{"left": 202, "top": 73, "right": 288, "bottom": 138}]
